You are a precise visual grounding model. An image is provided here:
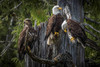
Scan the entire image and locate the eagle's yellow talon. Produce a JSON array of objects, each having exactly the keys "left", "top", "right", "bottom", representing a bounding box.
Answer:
[
  {"left": 56, "top": 32, "right": 59, "bottom": 35},
  {"left": 64, "top": 29, "right": 67, "bottom": 32},
  {"left": 70, "top": 37, "right": 75, "bottom": 42},
  {"left": 54, "top": 32, "right": 56, "bottom": 35},
  {"left": 54, "top": 32, "right": 59, "bottom": 36}
]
